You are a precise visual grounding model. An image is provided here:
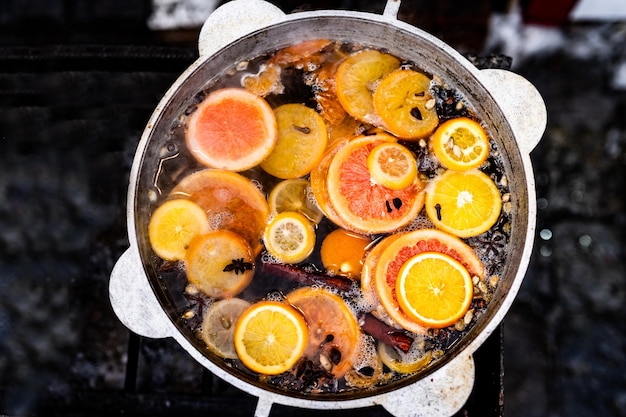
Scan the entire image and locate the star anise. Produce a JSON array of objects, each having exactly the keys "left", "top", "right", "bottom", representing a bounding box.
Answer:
[{"left": 223, "top": 258, "right": 253, "bottom": 275}]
